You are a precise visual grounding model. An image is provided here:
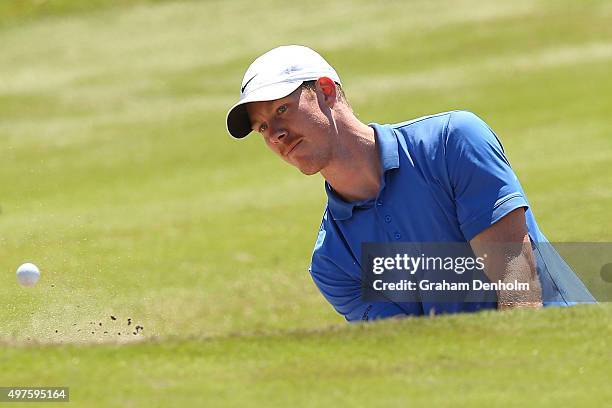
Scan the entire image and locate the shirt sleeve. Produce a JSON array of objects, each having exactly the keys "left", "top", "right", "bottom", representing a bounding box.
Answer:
[
  {"left": 309, "top": 214, "right": 422, "bottom": 321},
  {"left": 444, "top": 111, "right": 529, "bottom": 241}
]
